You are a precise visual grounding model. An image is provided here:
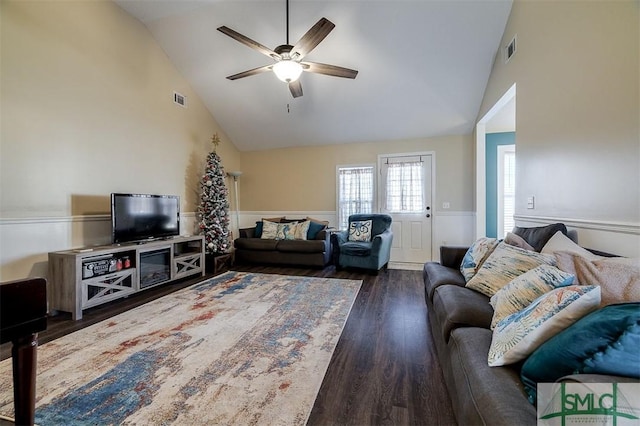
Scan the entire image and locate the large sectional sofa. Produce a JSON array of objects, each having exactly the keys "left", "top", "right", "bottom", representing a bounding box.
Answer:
[
  {"left": 234, "top": 218, "right": 332, "bottom": 267},
  {"left": 423, "top": 224, "right": 640, "bottom": 425}
]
